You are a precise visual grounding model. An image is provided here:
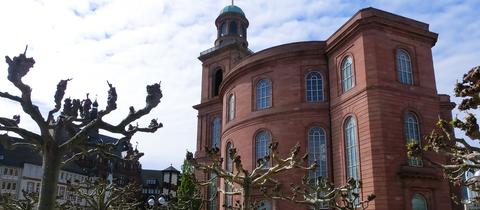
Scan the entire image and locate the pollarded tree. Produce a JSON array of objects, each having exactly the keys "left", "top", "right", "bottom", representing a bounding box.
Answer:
[
  {"left": 408, "top": 65, "right": 480, "bottom": 202},
  {"left": 60, "top": 178, "right": 141, "bottom": 210},
  {"left": 188, "top": 142, "right": 315, "bottom": 210},
  {"left": 0, "top": 190, "right": 38, "bottom": 210},
  {"left": 262, "top": 176, "right": 375, "bottom": 210},
  {"left": 189, "top": 142, "right": 374, "bottom": 210},
  {"left": 0, "top": 48, "right": 163, "bottom": 210}
]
